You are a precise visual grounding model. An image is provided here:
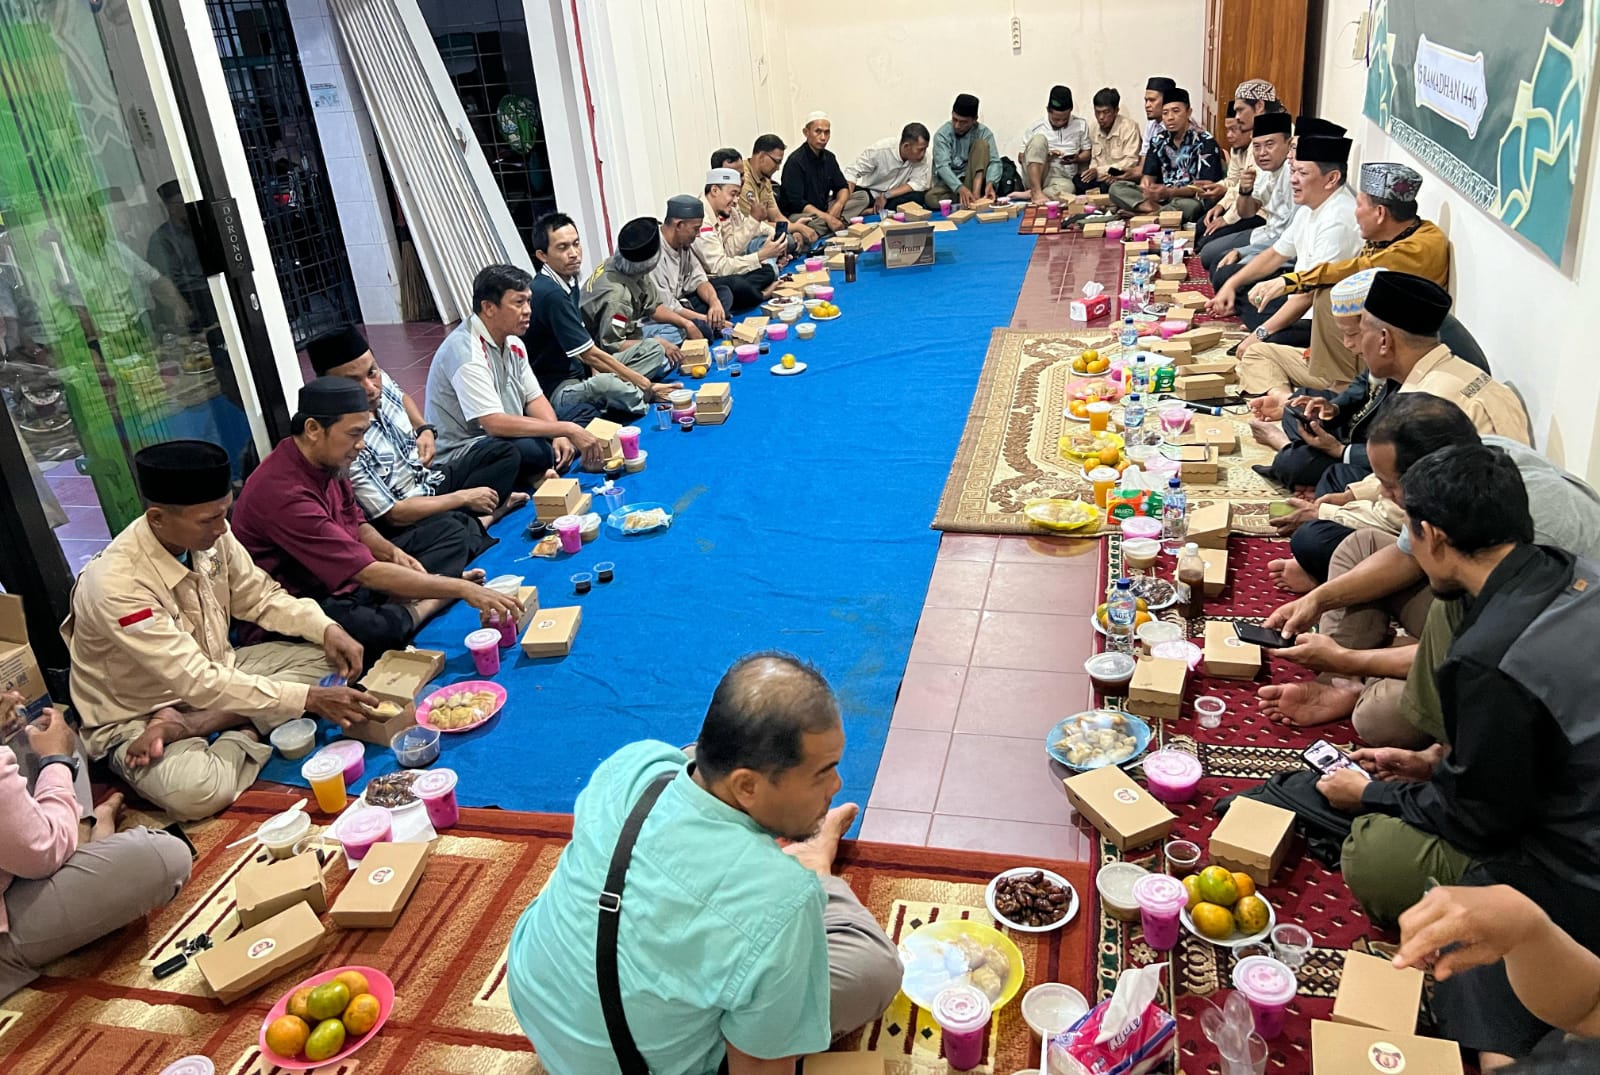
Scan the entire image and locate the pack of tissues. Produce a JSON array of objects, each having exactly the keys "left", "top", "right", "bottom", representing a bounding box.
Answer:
[
  {"left": 1049, "top": 963, "right": 1175, "bottom": 1074},
  {"left": 1069, "top": 282, "right": 1110, "bottom": 322}
]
